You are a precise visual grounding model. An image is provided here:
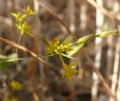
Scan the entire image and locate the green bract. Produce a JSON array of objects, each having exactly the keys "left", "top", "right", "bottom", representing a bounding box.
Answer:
[
  {"left": 67, "top": 29, "right": 119, "bottom": 56},
  {"left": 24, "top": 5, "right": 35, "bottom": 15}
]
